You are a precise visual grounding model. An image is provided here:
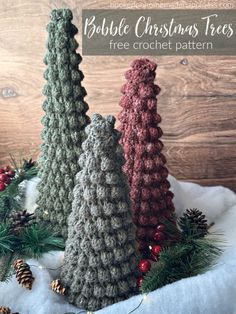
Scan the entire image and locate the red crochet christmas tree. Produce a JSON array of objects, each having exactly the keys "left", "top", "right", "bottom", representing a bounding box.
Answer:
[{"left": 118, "top": 58, "right": 175, "bottom": 259}]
